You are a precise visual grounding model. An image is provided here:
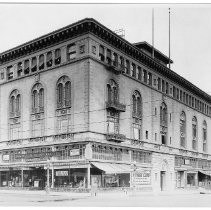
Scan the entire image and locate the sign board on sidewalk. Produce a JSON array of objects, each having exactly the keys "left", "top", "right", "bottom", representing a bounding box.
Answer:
[{"left": 132, "top": 170, "right": 151, "bottom": 185}]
